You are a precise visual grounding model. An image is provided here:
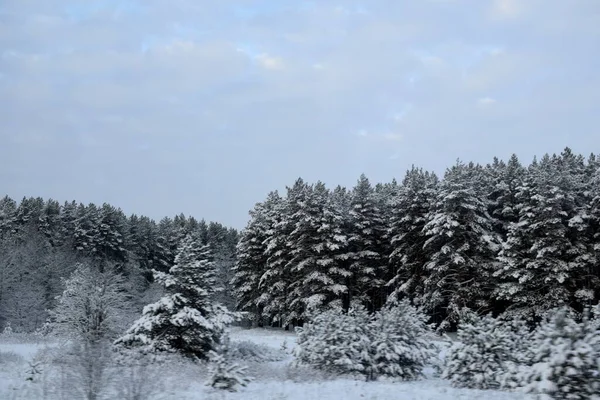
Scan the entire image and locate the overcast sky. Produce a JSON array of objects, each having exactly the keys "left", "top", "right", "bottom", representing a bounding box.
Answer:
[{"left": 1, "top": 0, "right": 599, "bottom": 228}]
